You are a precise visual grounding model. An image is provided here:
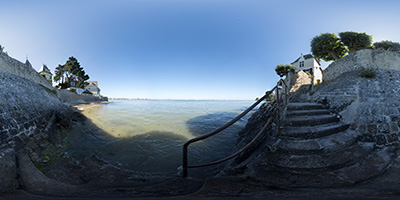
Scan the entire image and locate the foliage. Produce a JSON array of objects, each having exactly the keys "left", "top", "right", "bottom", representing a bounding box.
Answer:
[
  {"left": 360, "top": 67, "right": 376, "bottom": 78},
  {"left": 339, "top": 31, "right": 372, "bottom": 52},
  {"left": 40, "top": 73, "right": 52, "bottom": 82},
  {"left": 54, "top": 56, "right": 90, "bottom": 89},
  {"left": 311, "top": 33, "right": 348, "bottom": 61},
  {"left": 275, "top": 64, "right": 296, "bottom": 77},
  {"left": 373, "top": 41, "right": 400, "bottom": 51},
  {"left": 266, "top": 93, "right": 275, "bottom": 101}
]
